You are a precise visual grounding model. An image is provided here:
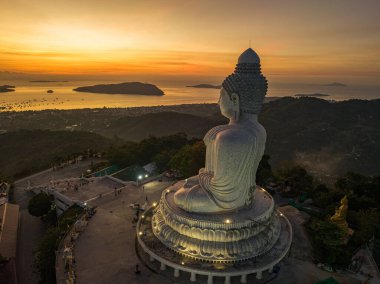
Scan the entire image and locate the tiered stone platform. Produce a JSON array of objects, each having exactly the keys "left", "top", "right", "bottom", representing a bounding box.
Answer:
[
  {"left": 137, "top": 183, "right": 292, "bottom": 283},
  {"left": 153, "top": 186, "right": 280, "bottom": 262}
]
